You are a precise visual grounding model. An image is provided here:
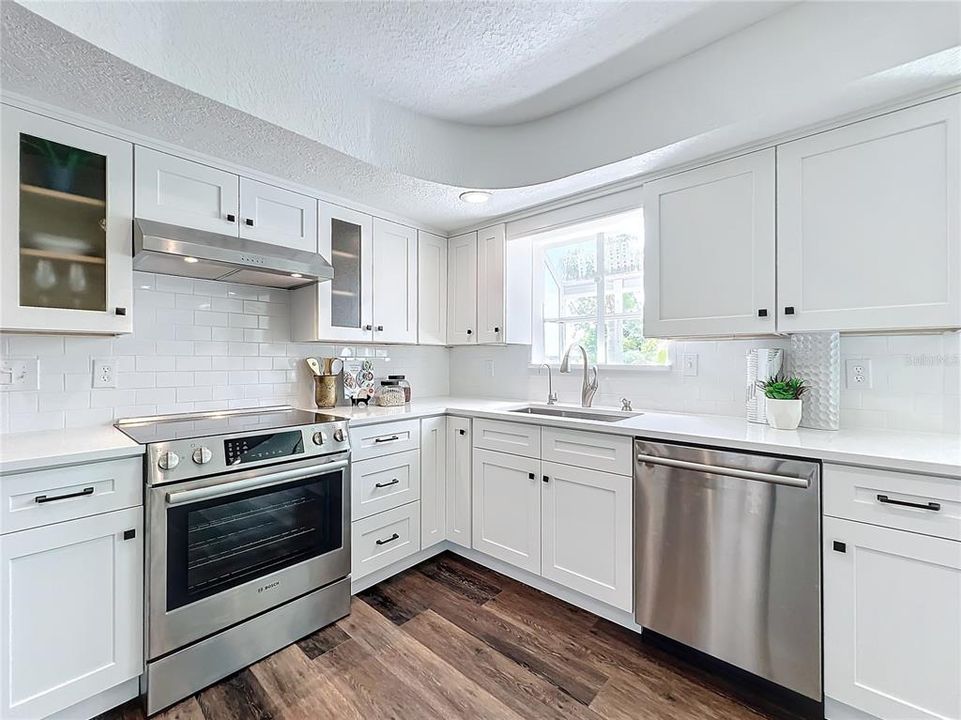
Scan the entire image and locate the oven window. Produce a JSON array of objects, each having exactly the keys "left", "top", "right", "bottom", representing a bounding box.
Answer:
[{"left": 166, "top": 471, "right": 343, "bottom": 611}]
